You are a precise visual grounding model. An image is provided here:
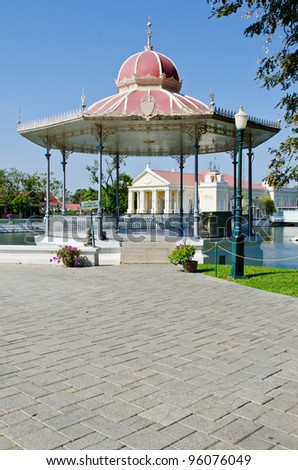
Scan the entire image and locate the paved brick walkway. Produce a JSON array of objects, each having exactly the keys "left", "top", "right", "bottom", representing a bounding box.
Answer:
[{"left": 0, "top": 264, "right": 298, "bottom": 450}]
